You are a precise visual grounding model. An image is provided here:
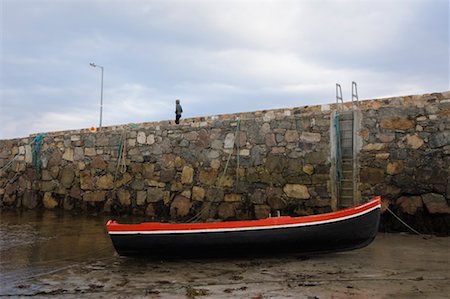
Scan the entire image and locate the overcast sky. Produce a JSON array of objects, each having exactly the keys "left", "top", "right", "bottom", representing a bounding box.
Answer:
[{"left": 1, "top": 0, "right": 449, "bottom": 139}]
